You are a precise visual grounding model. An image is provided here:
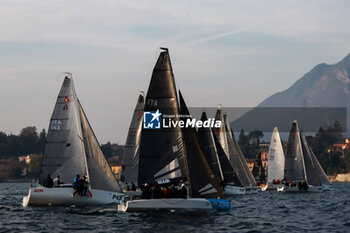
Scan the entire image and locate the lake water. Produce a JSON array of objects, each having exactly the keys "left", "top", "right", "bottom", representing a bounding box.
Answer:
[{"left": 0, "top": 182, "right": 349, "bottom": 232}]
